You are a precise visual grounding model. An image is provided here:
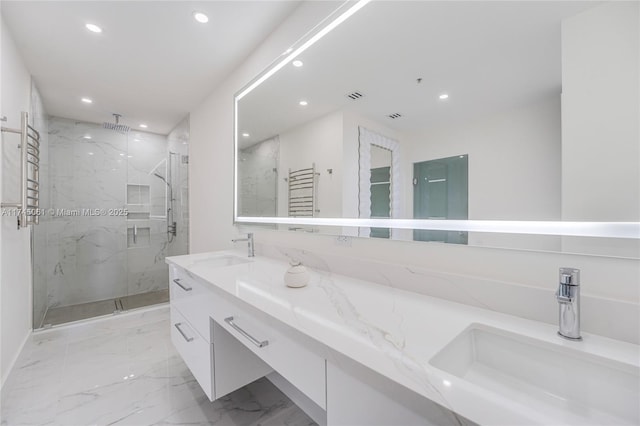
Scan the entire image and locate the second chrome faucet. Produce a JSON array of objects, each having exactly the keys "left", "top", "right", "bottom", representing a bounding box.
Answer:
[
  {"left": 556, "top": 267, "right": 581, "bottom": 340},
  {"left": 232, "top": 232, "right": 254, "bottom": 257}
]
